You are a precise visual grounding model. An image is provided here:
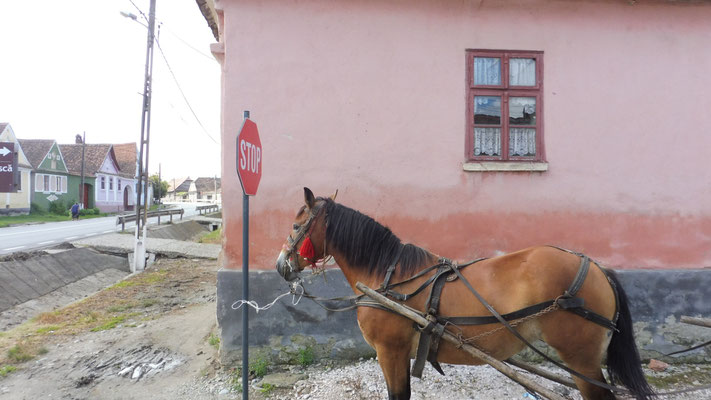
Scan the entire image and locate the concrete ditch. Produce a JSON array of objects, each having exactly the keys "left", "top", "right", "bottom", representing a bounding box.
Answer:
[{"left": 0, "top": 247, "right": 131, "bottom": 331}]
